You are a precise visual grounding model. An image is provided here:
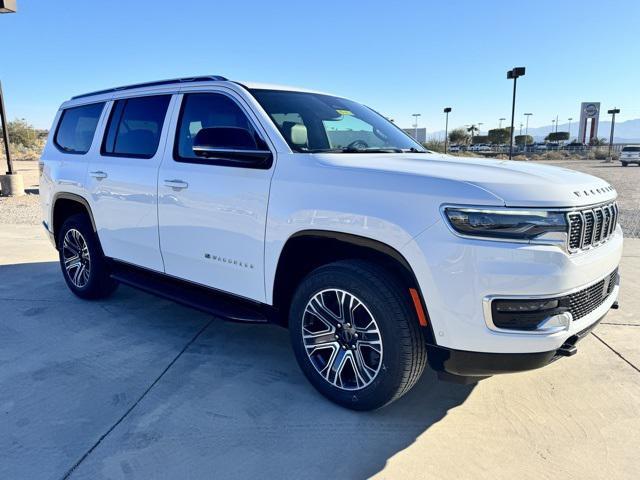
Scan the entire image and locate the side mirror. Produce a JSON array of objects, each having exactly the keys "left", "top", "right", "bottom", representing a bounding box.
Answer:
[{"left": 192, "top": 127, "right": 272, "bottom": 166}]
